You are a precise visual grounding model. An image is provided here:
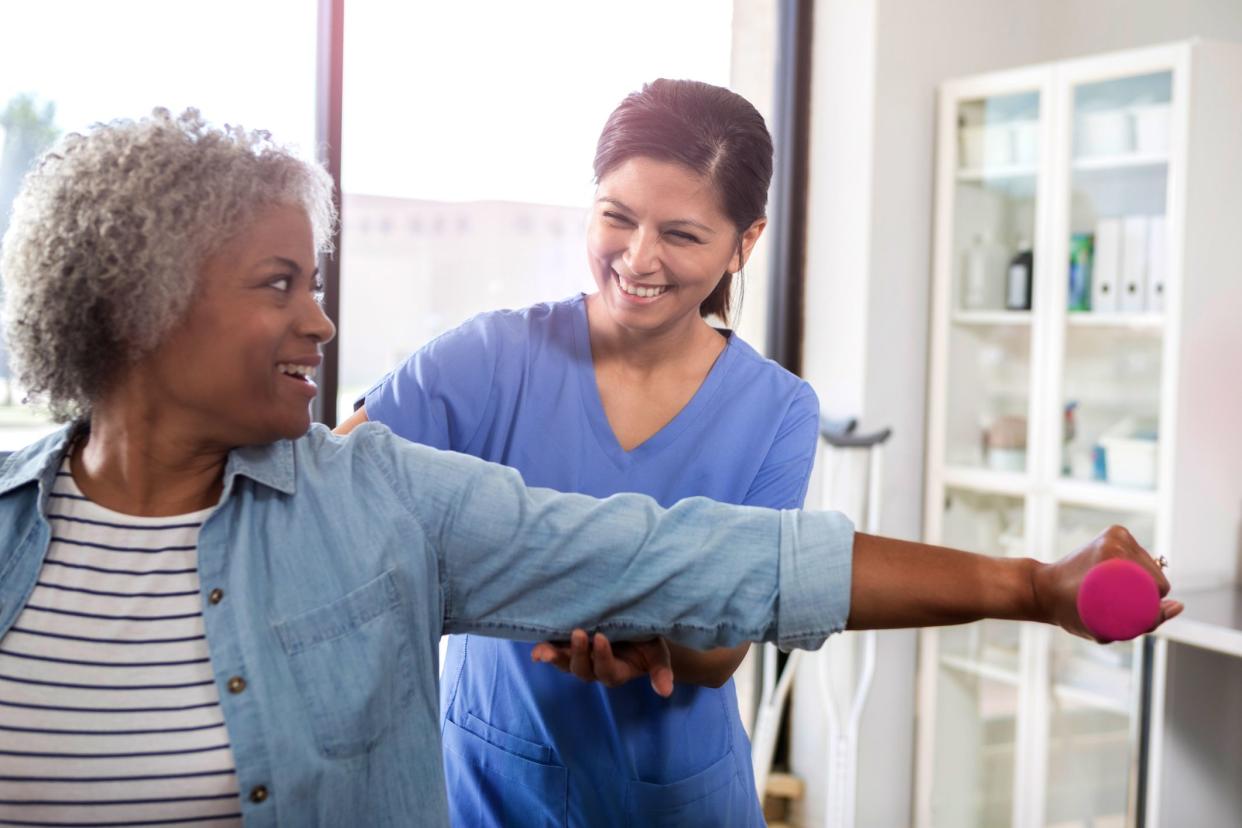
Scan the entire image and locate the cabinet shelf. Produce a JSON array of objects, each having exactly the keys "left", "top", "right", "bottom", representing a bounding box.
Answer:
[
  {"left": 1153, "top": 586, "right": 1242, "bottom": 659},
  {"left": 944, "top": 466, "right": 1030, "bottom": 497},
  {"left": 1053, "top": 478, "right": 1158, "bottom": 513},
  {"left": 952, "top": 310, "right": 1033, "bottom": 326},
  {"left": 1065, "top": 312, "right": 1164, "bottom": 331},
  {"left": 1072, "top": 152, "right": 1168, "bottom": 172},
  {"left": 940, "top": 653, "right": 1022, "bottom": 687},
  {"left": 957, "top": 165, "right": 1038, "bottom": 182},
  {"left": 1051, "top": 683, "right": 1132, "bottom": 717}
]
